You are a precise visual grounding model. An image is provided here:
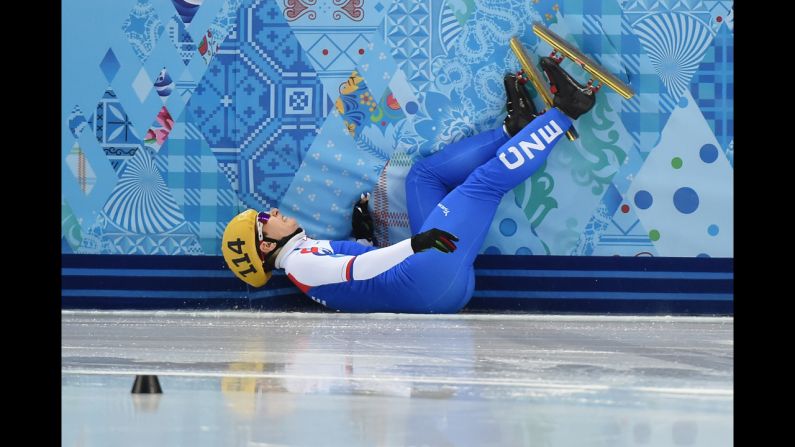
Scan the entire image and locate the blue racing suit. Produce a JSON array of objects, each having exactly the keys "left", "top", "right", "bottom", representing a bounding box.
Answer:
[{"left": 278, "top": 108, "right": 572, "bottom": 313}]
